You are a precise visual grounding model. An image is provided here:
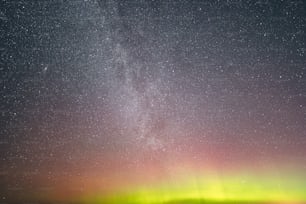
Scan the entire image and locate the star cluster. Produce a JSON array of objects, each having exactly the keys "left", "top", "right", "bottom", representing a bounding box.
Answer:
[{"left": 0, "top": 0, "right": 306, "bottom": 203}]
